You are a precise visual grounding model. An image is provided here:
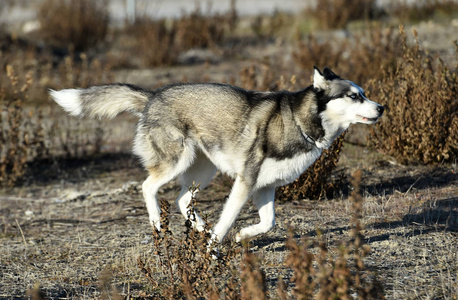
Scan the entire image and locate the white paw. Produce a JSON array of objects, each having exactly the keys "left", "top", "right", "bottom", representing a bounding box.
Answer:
[
  {"left": 207, "top": 234, "right": 220, "bottom": 260},
  {"left": 150, "top": 220, "right": 161, "bottom": 232},
  {"left": 235, "top": 232, "right": 242, "bottom": 243}
]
